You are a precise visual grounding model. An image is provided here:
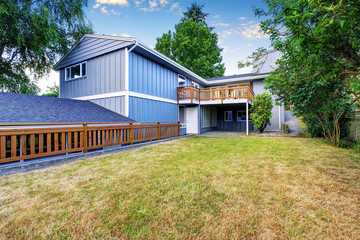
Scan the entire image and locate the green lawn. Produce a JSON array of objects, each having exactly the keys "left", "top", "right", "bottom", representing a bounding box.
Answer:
[{"left": 0, "top": 137, "right": 359, "bottom": 239}]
